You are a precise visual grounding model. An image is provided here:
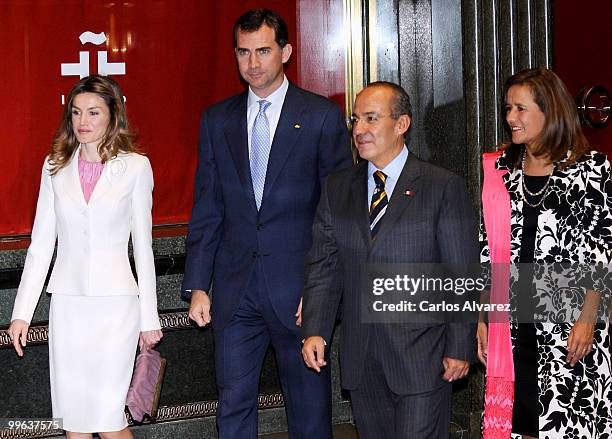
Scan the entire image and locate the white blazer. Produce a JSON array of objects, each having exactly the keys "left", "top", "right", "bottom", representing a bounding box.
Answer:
[{"left": 11, "top": 147, "right": 160, "bottom": 331}]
